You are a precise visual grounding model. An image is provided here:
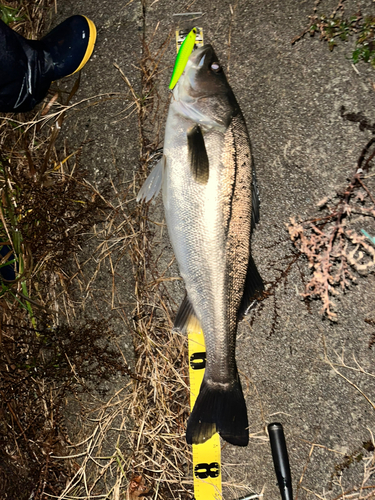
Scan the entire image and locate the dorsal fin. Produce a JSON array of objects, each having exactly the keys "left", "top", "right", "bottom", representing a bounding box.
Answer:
[{"left": 238, "top": 255, "right": 264, "bottom": 320}]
